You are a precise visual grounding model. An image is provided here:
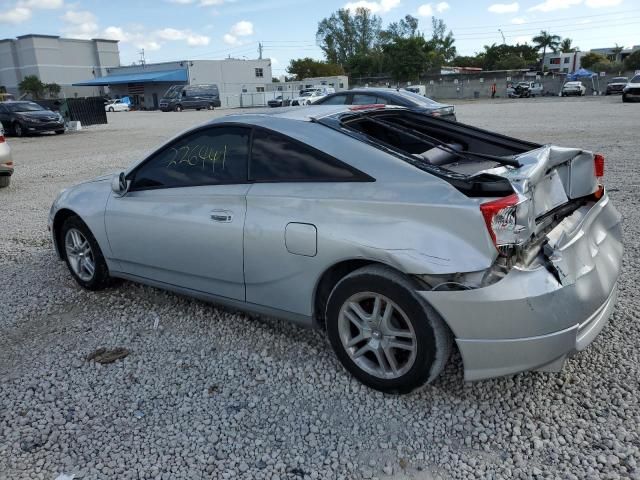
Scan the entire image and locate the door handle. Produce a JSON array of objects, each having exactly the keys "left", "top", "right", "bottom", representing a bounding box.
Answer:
[{"left": 210, "top": 210, "right": 233, "bottom": 222}]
